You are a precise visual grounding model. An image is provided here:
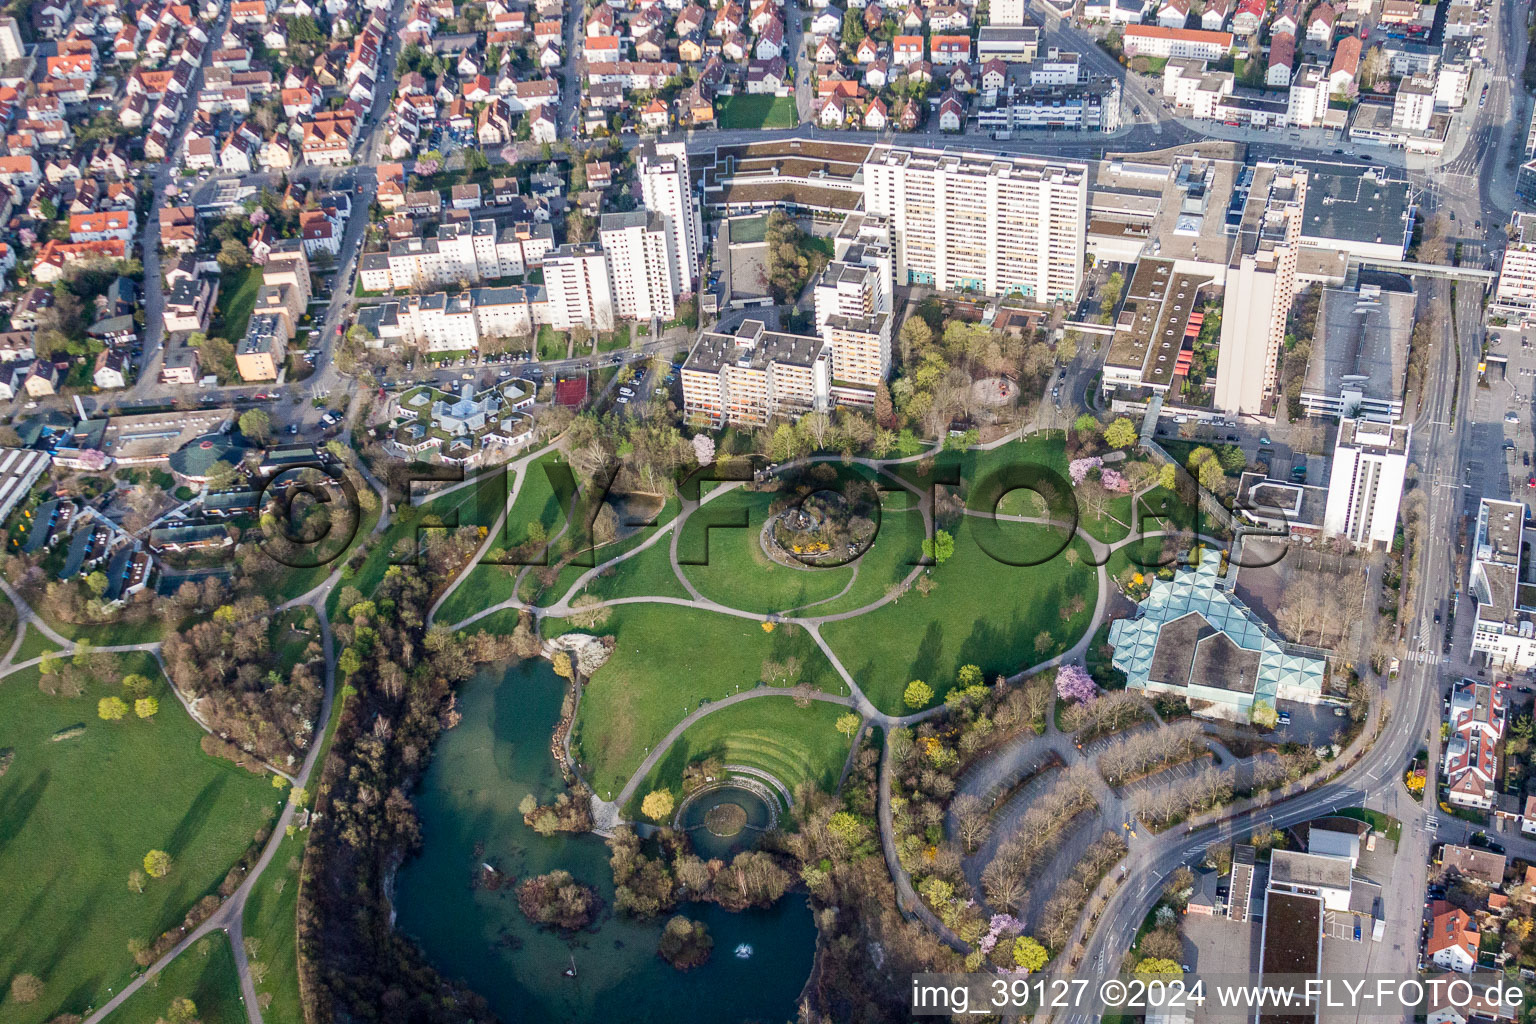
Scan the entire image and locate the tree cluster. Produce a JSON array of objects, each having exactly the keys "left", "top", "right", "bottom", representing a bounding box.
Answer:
[
  {"left": 516, "top": 870, "right": 599, "bottom": 931},
  {"left": 1095, "top": 720, "right": 1206, "bottom": 787},
  {"left": 297, "top": 569, "right": 504, "bottom": 1024},
  {"left": 978, "top": 765, "right": 1099, "bottom": 914},
  {"left": 162, "top": 596, "right": 323, "bottom": 769},
  {"left": 607, "top": 826, "right": 795, "bottom": 916}
]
